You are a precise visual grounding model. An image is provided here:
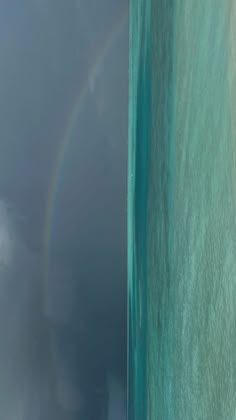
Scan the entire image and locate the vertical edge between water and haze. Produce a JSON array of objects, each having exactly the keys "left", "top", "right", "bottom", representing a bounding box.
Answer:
[{"left": 128, "top": 1, "right": 151, "bottom": 419}]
